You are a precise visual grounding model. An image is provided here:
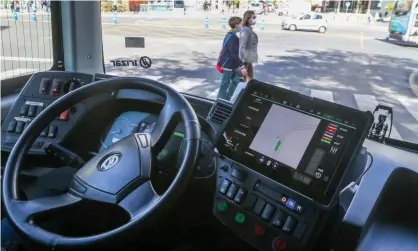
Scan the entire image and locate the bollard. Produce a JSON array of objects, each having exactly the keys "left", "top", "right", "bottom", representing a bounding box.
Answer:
[
  {"left": 32, "top": 11, "right": 36, "bottom": 22},
  {"left": 260, "top": 19, "right": 265, "bottom": 31},
  {"left": 13, "top": 11, "right": 18, "bottom": 21},
  {"left": 113, "top": 11, "right": 118, "bottom": 24},
  {"left": 221, "top": 17, "right": 227, "bottom": 30},
  {"left": 204, "top": 17, "right": 209, "bottom": 28}
]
